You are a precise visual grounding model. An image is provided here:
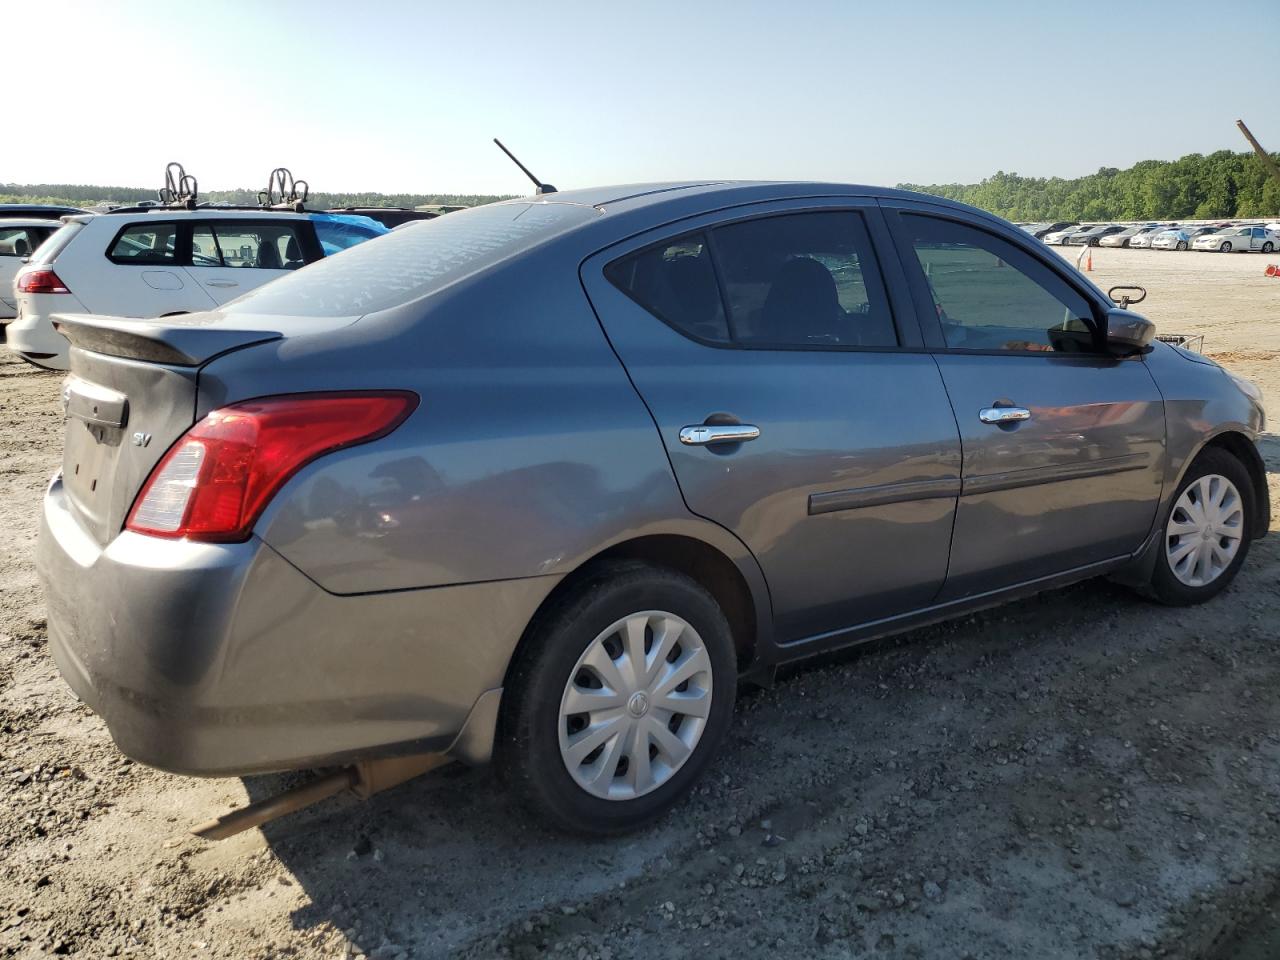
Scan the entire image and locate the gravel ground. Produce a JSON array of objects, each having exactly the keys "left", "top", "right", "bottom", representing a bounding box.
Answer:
[{"left": 0, "top": 246, "right": 1277, "bottom": 959}]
